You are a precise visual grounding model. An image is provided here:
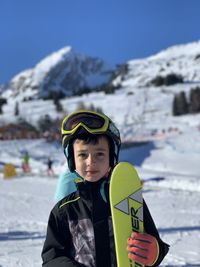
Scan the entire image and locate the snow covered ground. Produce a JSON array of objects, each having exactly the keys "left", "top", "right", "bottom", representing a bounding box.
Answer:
[
  {"left": 0, "top": 131, "right": 200, "bottom": 266},
  {"left": 1, "top": 41, "right": 200, "bottom": 267}
]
